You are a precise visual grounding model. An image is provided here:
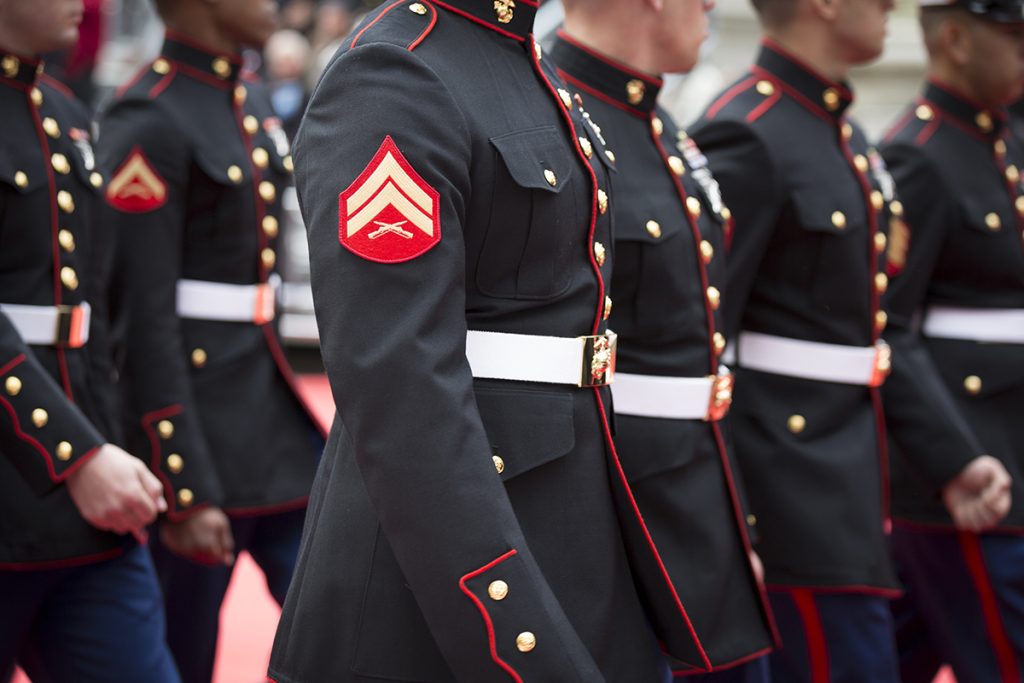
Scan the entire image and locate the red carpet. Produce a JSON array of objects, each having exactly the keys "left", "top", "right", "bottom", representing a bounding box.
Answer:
[{"left": 10, "top": 375, "right": 959, "bottom": 682}]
